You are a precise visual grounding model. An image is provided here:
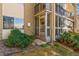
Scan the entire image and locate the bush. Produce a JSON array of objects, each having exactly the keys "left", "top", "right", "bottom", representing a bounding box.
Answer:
[
  {"left": 6, "top": 29, "right": 34, "bottom": 48},
  {"left": 73, "top": 34, "right": 79, "bottom": 48},
  {"left": 61, "top": 32, "right": 79, "bottom": 48},
  {"left": 60, "top": 32, "right": 77, "bottom": 47},
  {"left": 61, "top": 32, "right": 71, "bottom": 42}
]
